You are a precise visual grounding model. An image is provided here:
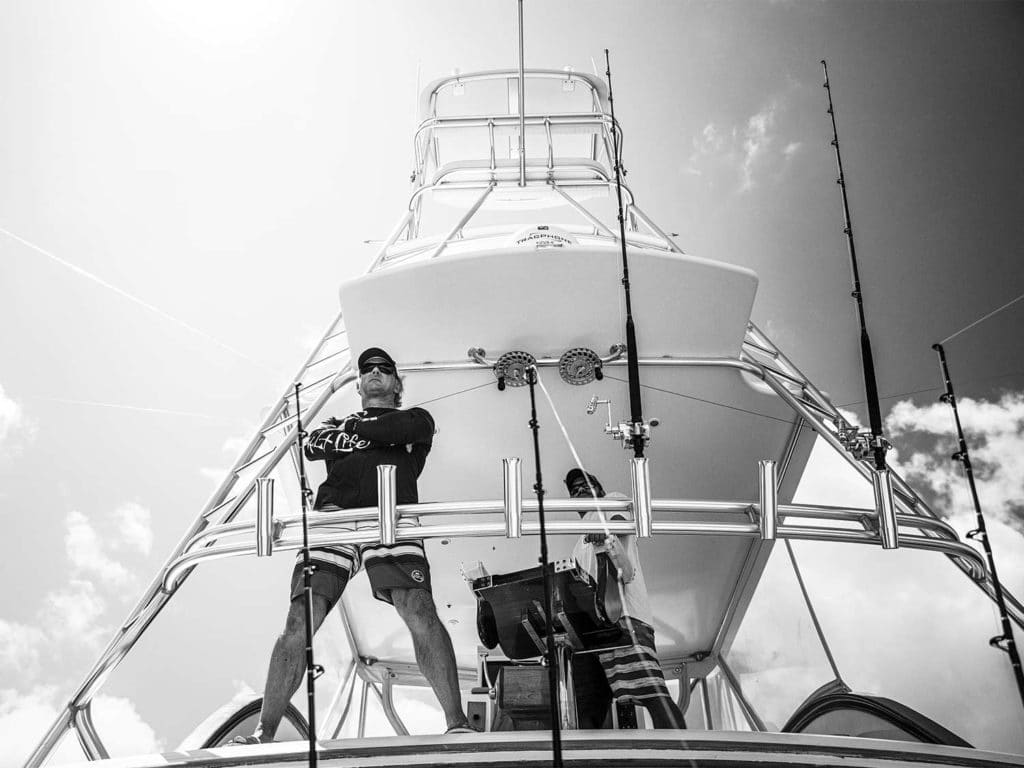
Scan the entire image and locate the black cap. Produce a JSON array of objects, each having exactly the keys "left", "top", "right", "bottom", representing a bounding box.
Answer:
[
  {"left": 357, "top": 347, "right": 397, "bottom": 369},
  {"left": 565, "top": 468, "right": 604, "bottom": 497}
]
